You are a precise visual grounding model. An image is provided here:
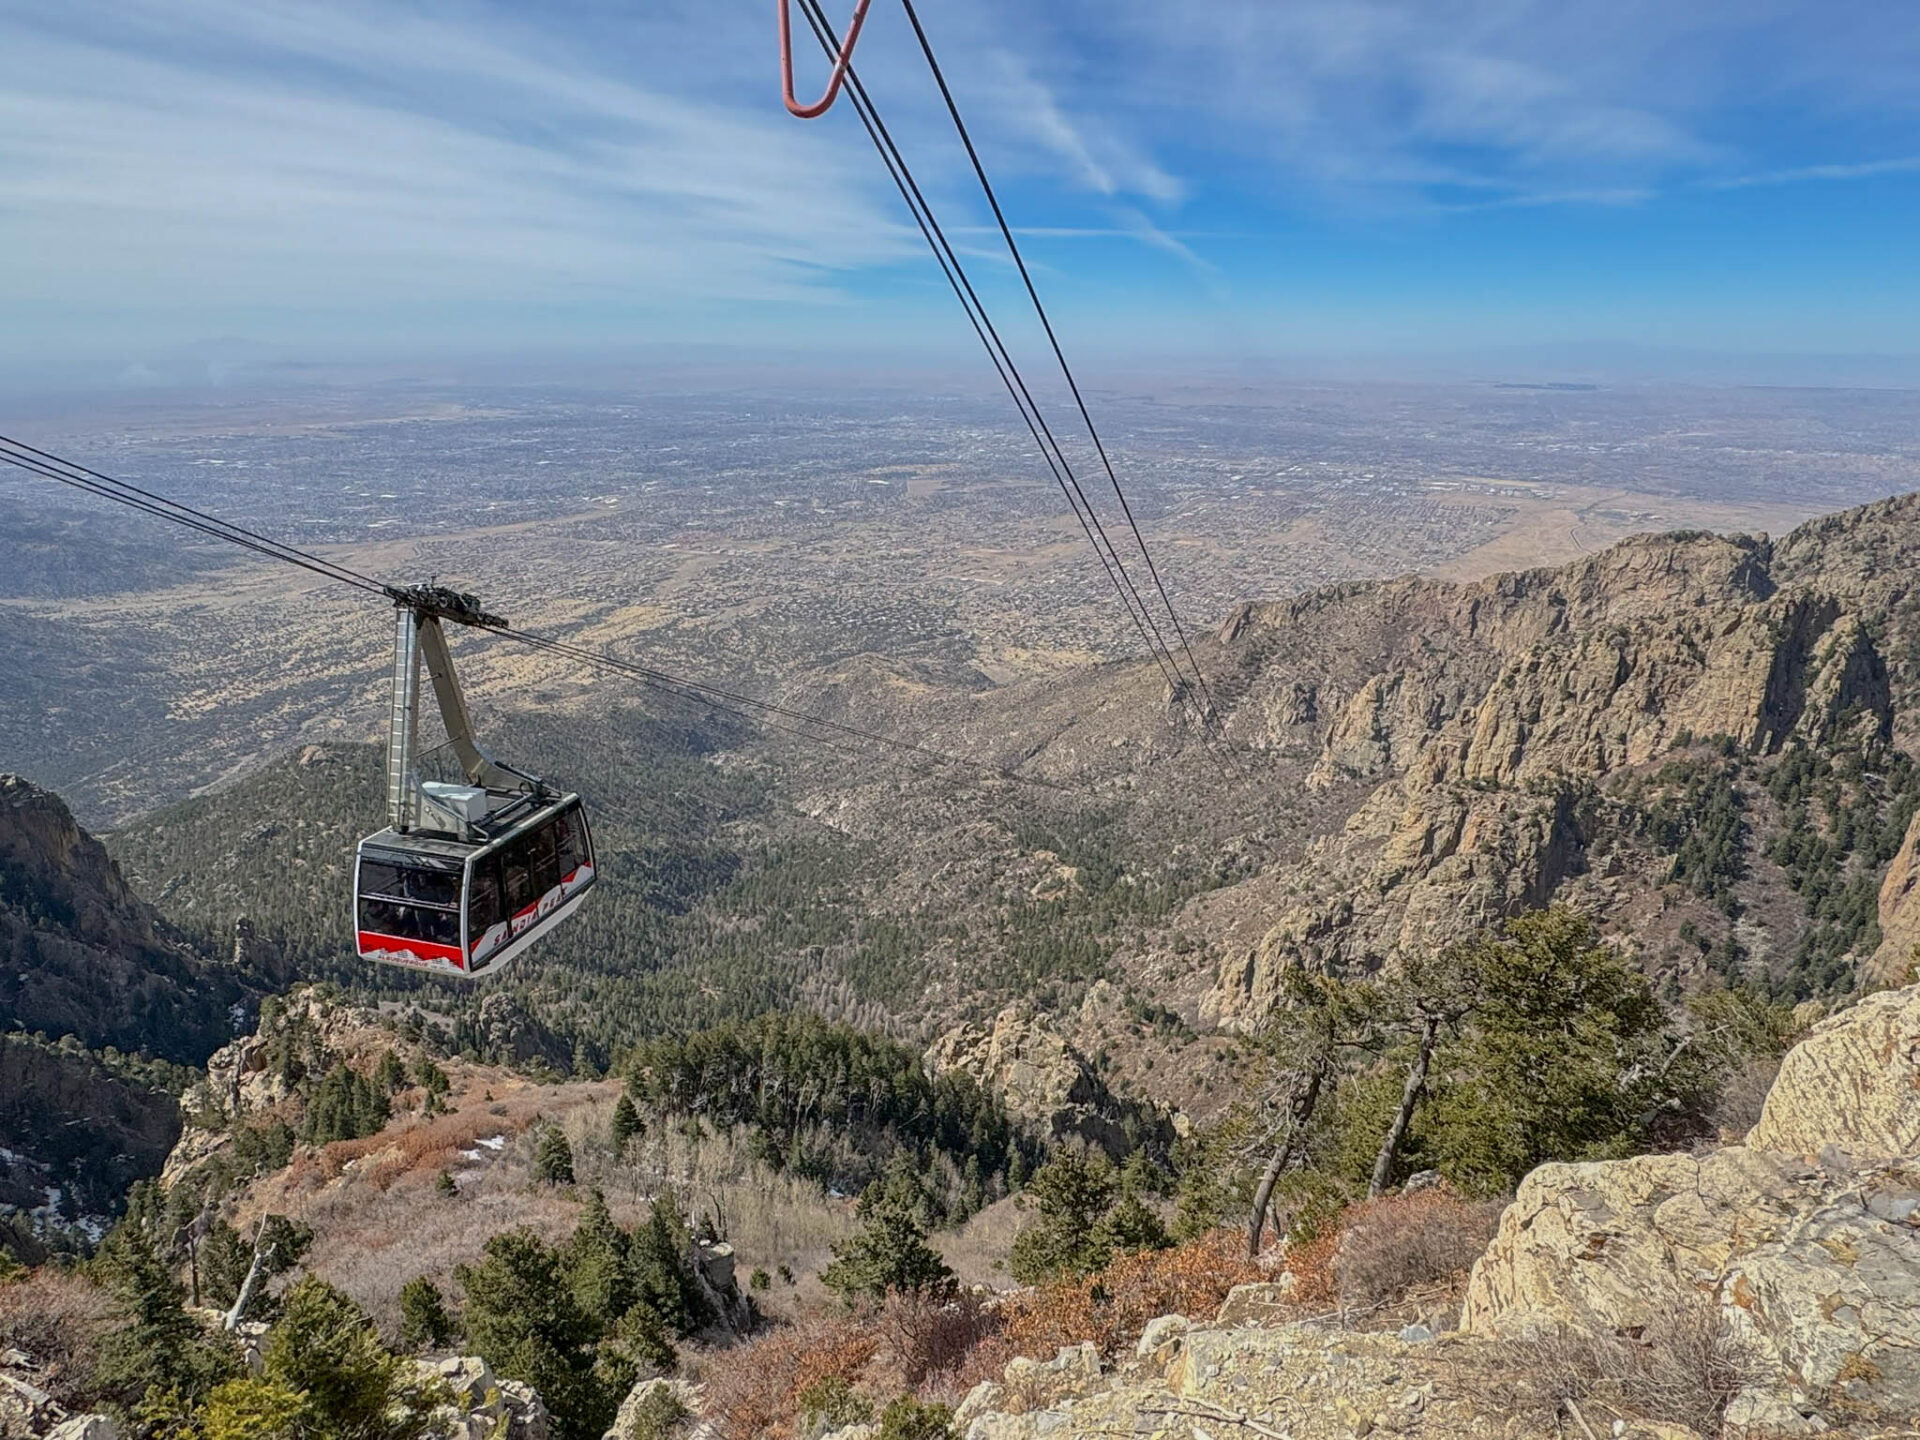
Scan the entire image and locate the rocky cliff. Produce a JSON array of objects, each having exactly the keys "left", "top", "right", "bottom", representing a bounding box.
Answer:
[
  {"left": 921, "top": 496, "right": 1920, "bottom": 1033},
  {"left": 0, "top": 774, "right": 245, "bottom": 1059},
  {"left": 926, "top": 1005, "right": 1167, "bottom": 1155},
  {"left": 0, "top": 775, "right": 251, "bottom": 1236}
]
